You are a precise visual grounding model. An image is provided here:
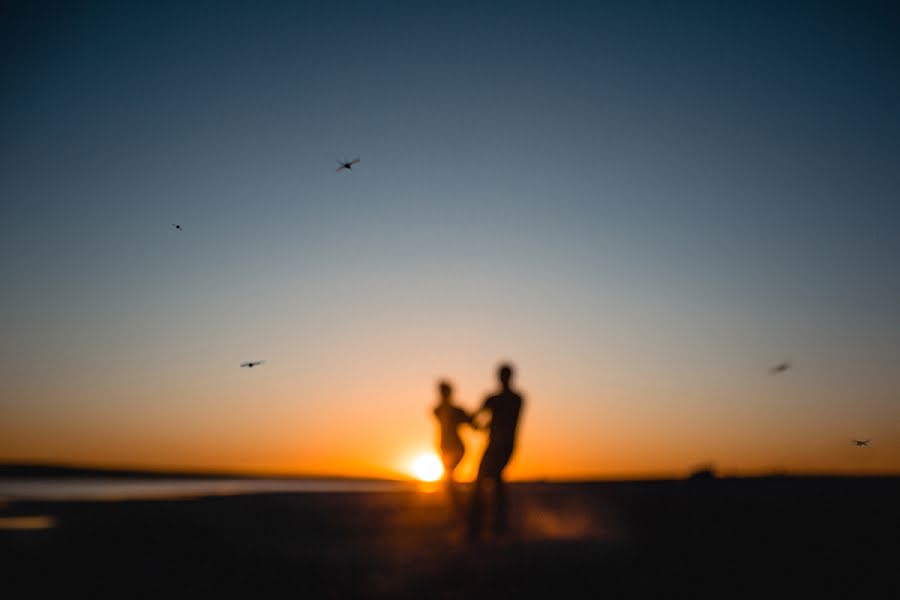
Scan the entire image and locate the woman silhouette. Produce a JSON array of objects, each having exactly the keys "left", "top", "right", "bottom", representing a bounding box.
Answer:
[{"left": 432, "top": 380, "right": 472, "bottom": 516}]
